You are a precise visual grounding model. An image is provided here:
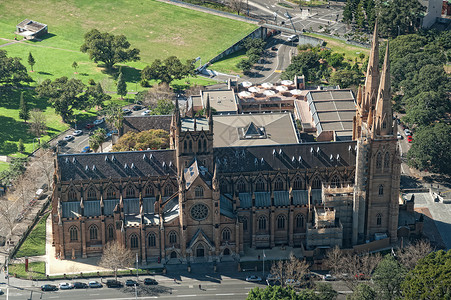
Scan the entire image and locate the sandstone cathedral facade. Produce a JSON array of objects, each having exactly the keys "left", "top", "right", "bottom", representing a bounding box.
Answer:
[{"left": 51, "top": 22, "right": 400, "bottom": 263}]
